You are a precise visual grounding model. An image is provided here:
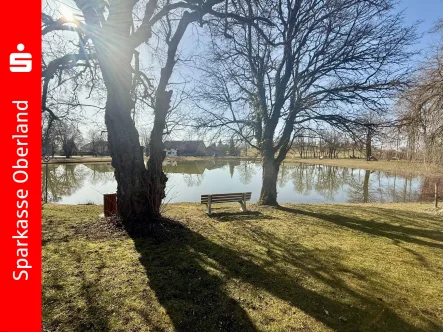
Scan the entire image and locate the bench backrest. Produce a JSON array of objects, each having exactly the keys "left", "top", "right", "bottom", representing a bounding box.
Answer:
[{"left": 201, "top": 192, "right": 252, "bottom": 204}]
